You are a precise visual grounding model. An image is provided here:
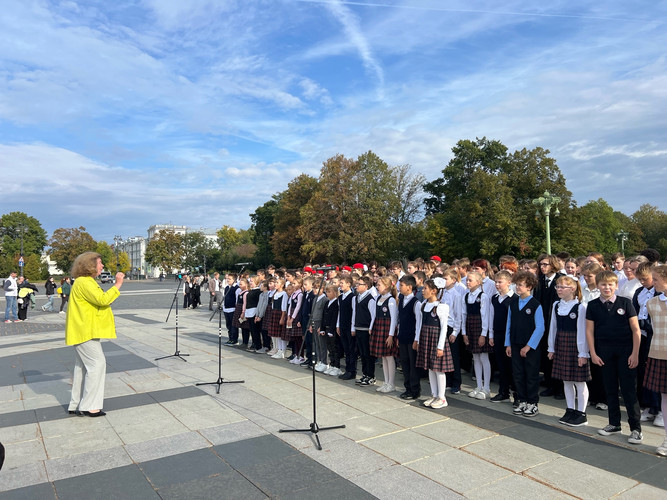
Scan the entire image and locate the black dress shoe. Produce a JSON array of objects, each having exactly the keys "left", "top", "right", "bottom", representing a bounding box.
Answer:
[
  {"left": 83, "top": 410, "right": 107, "bottom": 417},
  {"left": 539, "top": 388, "right": 554, "bottom": 397},
  {"left": 68, "top": 410, "right": 83, "bottom": 416},
  {"left": 399, "top": 391, "right": 410, "bottom": 399},
  {"left": 338, "top": 372, "right": 355, "bottom": 381}
]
